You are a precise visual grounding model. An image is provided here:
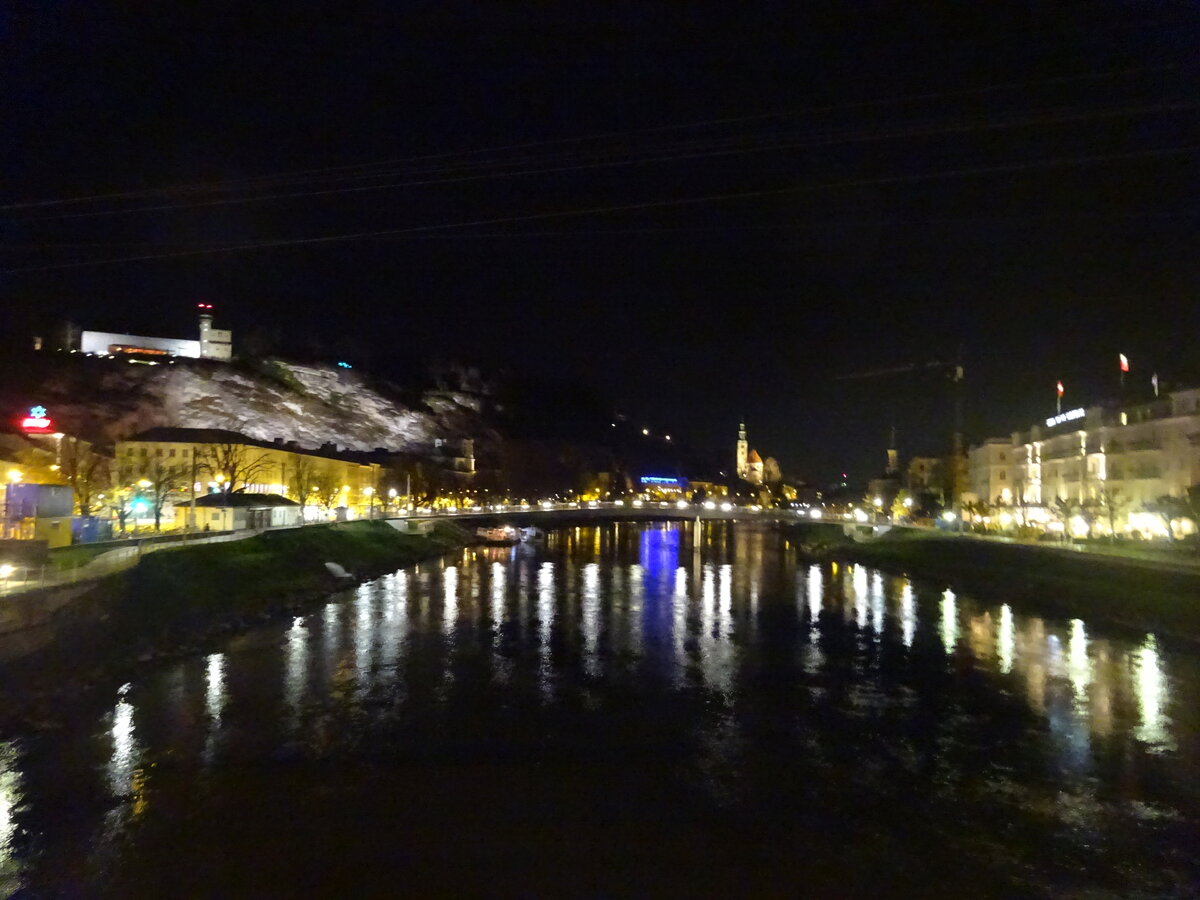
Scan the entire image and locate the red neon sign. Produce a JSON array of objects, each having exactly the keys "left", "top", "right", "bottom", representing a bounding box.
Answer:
[{"left": 20, "top": 406, "right": 54, "bottom": 434}]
